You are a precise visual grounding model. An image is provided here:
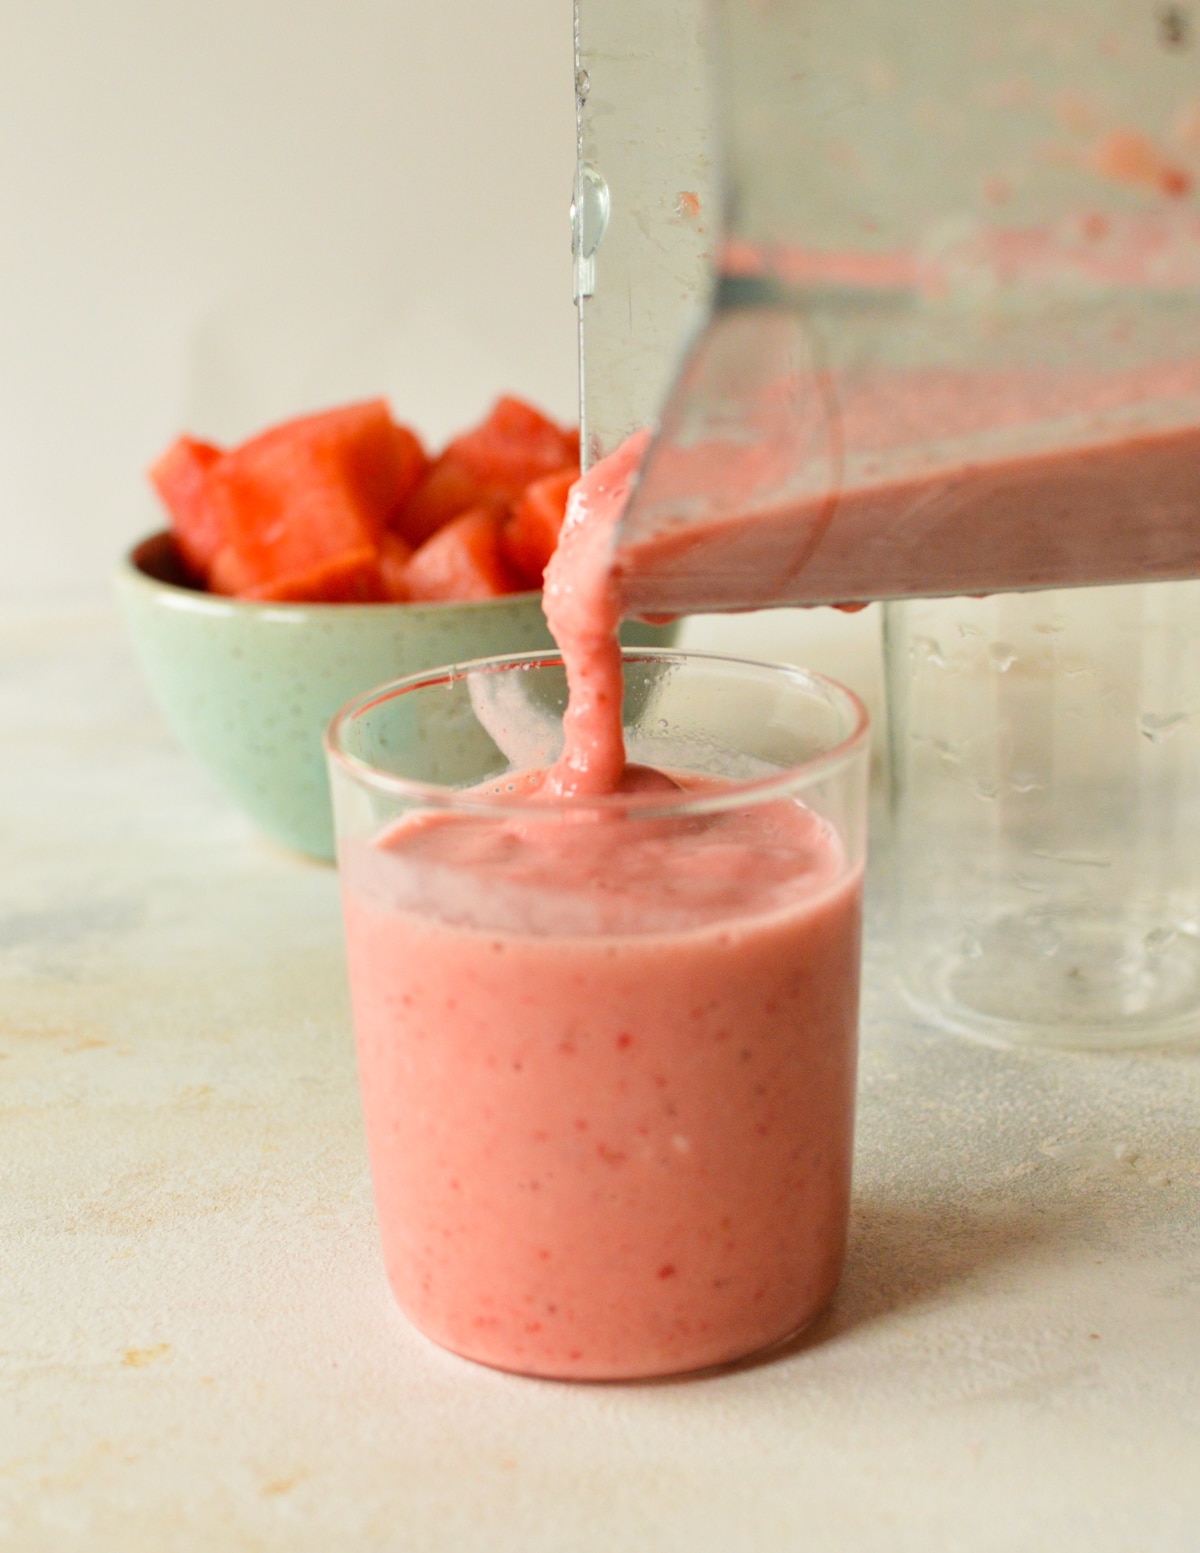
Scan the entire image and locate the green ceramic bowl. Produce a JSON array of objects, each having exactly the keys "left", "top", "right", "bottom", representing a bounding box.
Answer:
[{"left": 114, "top": 532, "right": 676, "bottom": 860}]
